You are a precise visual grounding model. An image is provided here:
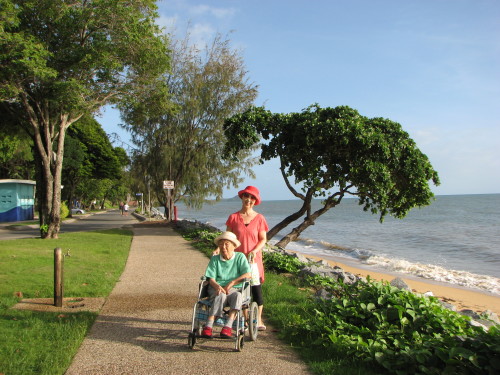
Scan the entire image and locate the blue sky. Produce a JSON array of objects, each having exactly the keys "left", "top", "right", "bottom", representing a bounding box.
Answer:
[{"left": 97, "top": 0, "right": 500, "bottom": 200}]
